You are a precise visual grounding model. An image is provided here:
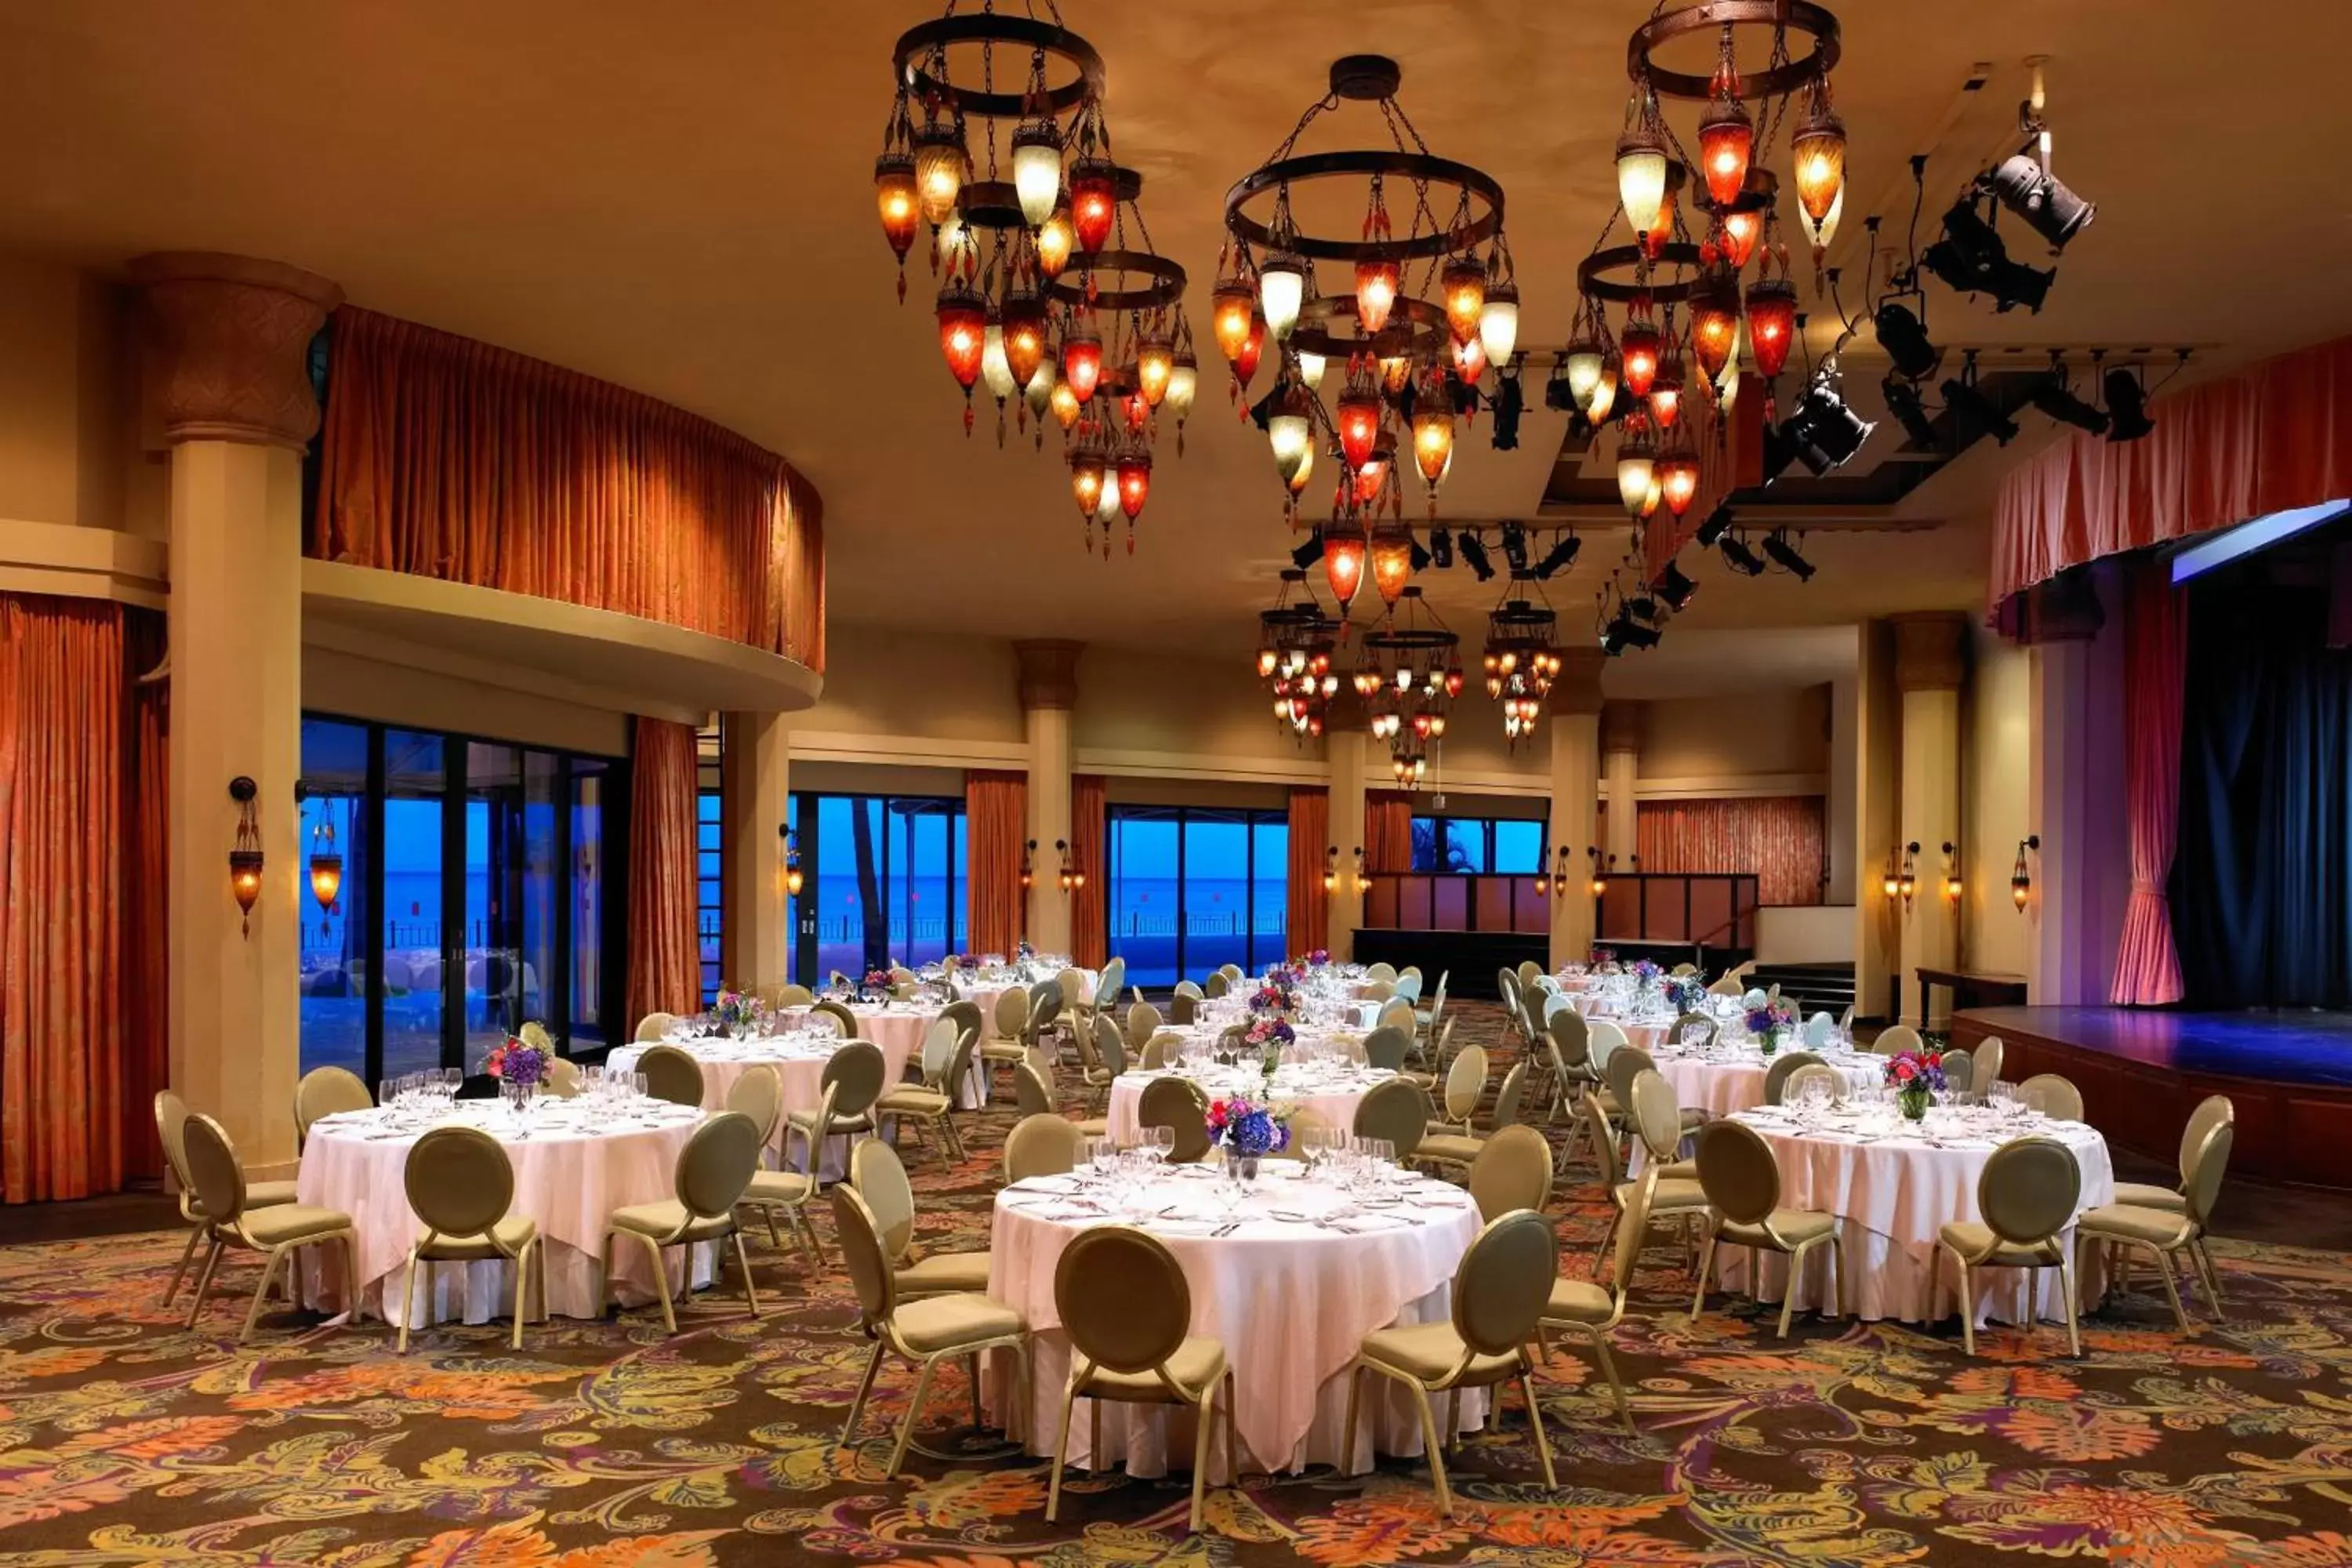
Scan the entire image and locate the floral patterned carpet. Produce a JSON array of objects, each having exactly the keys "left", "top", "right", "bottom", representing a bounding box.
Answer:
[{"left": 5, "top": 1004, "right": 2352, "bottom": 1566}]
